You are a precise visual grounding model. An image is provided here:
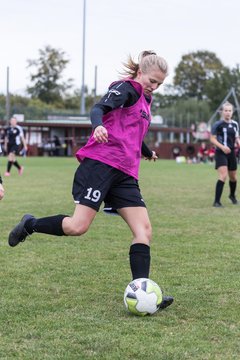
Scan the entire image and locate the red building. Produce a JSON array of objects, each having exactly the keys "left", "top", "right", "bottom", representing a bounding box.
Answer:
[{"left": 0, "top": 116, "right": 198, "bottom": 159}]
